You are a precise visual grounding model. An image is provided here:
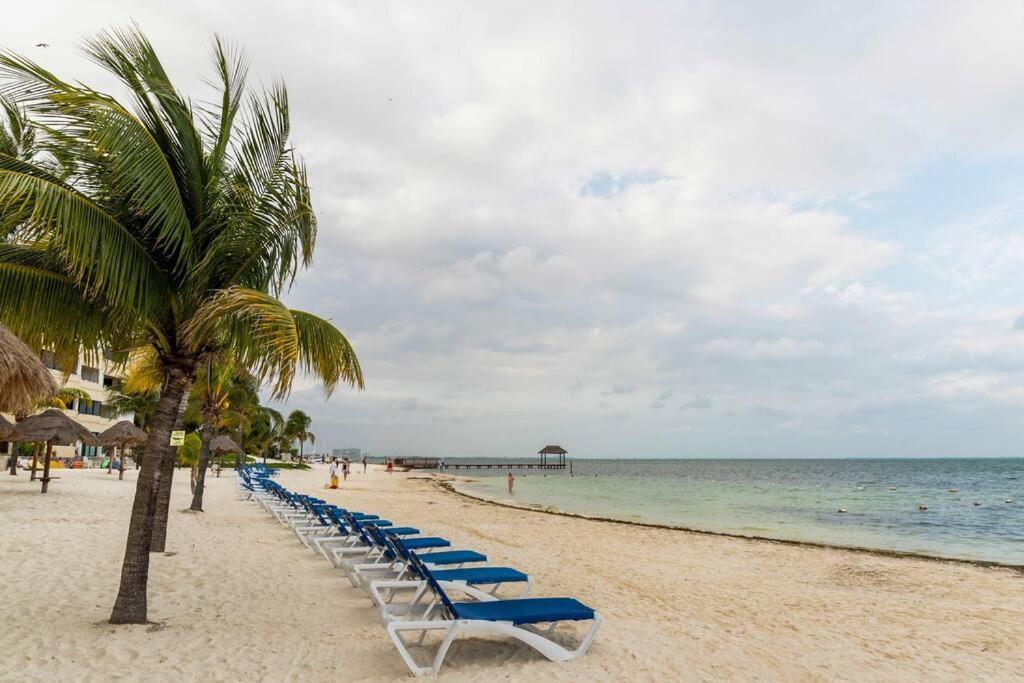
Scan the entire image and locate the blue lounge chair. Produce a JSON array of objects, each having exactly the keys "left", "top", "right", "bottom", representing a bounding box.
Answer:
[
  {"left": 386, "top": 552, "right": 601, "bottom": 676},
  {"left": 367, "top": 528, "right": 533, "bottom": 620},
  {"left": 341, "top": 515, "right": 486, "bottom": 589}
]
